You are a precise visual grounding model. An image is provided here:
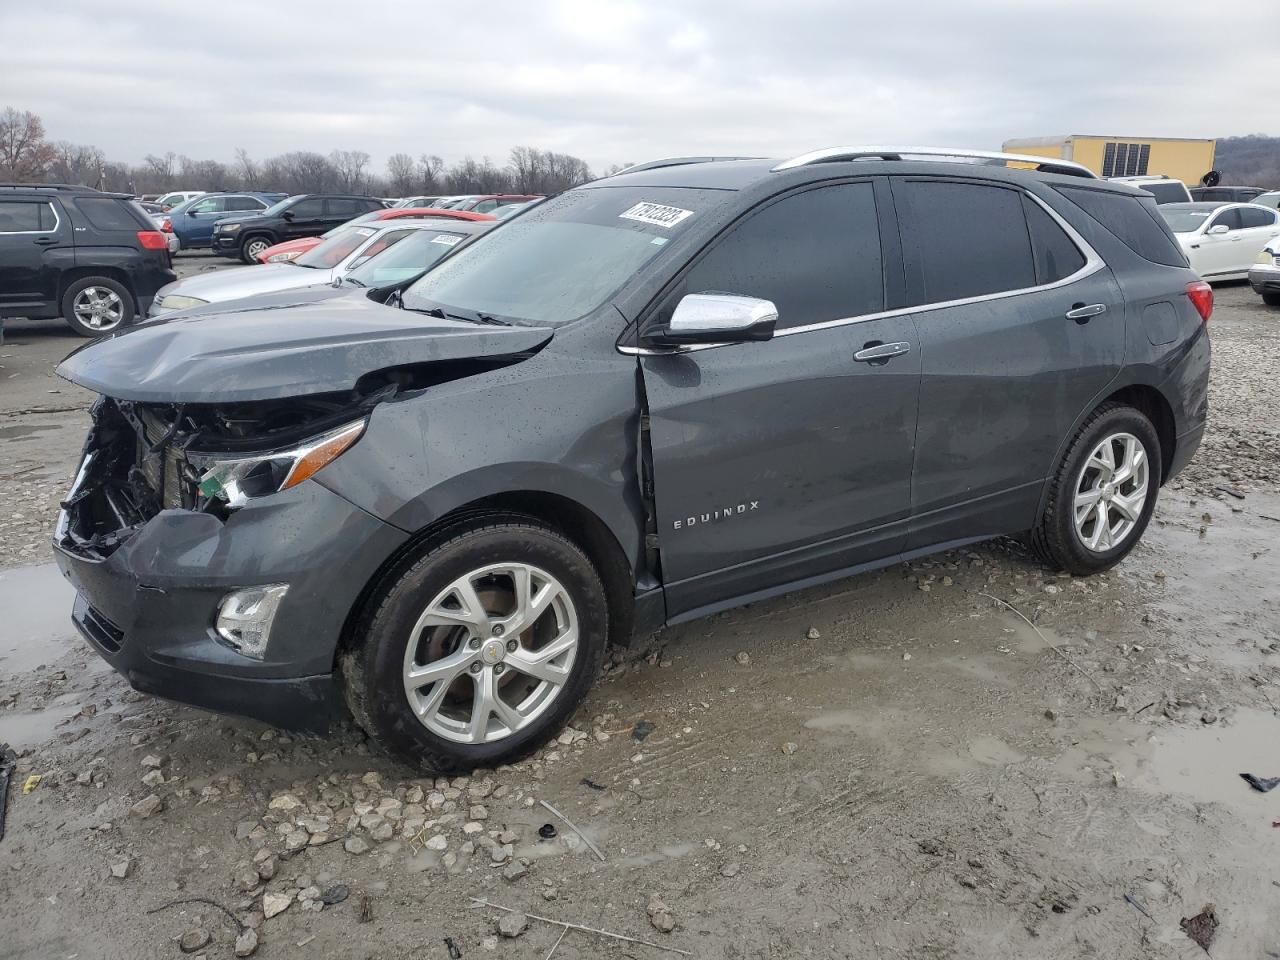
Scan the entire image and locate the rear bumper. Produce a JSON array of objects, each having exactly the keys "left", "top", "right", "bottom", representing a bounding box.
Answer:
[{"left": 53, "top": 479, "right": 408, "bottom": 732}]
